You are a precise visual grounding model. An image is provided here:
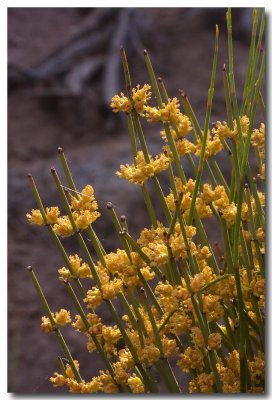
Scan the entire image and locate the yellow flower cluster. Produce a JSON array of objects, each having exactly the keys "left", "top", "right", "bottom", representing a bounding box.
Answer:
[
  {"left": 189, "top": 373, "right": 214, "bottom": 393},
  {"left": 110, "top": 84, "right": 151, "bottom": 115},
  {"left": 116, "top": 150, "right": 170, "bottom": 185},
  {"left": 251, "top": 123, "right": 265, "bottom": 159},
  {"left": 127, "top": 375, "right": 145, "bottom": 393},
  {"left": 195, "top": 130, "right": 224, "bottom": 159},
  {"left": 58, "top": 254, "right": 92, "bottom": 280},
  {"left": 137, "top": 222, "right": 197, "bottom": 266},
  {"left": 51, "top": 361, "right": 119, "bottom": 393},
  {"left": 212, "top": 115, "right": 250, "bottom": 143},
  {"left": 26, "top": 207, "right": 60, "bottom": 226},
  {"left": 40, "top": 309, "right": 71, "bottom": 332},
  {"left": 145, "top": 97, "right": 191, "bottom": 131},
  {"left": 103, "top": 249, "right": 154, "bottom": 287},
  {"left": 177, "top": 346, "right": 204, "bottom": 373},
  {"left": 26, "top": 185, "right": 100, "bottom": 237},
  {"left": 33, "top": 58, "right": 265, "bottom": 393}
]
